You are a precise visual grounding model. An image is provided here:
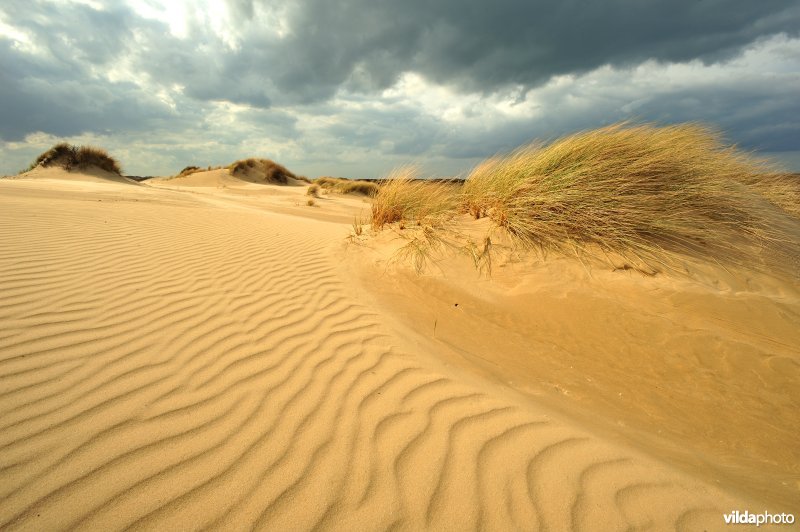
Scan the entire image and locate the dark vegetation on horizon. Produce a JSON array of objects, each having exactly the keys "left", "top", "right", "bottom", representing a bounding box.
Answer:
[
  {"left": 228, "top": 158, "right": 310, "bottom": 184},
  {"left": 314, "top": 176, "right": 379, "bottom": 196},
  {"left": 29, "top": 143, "right": 122, "bottom": 175},
  {"left": 170, "top": 160, "right": 310, "bottom": 184}
]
